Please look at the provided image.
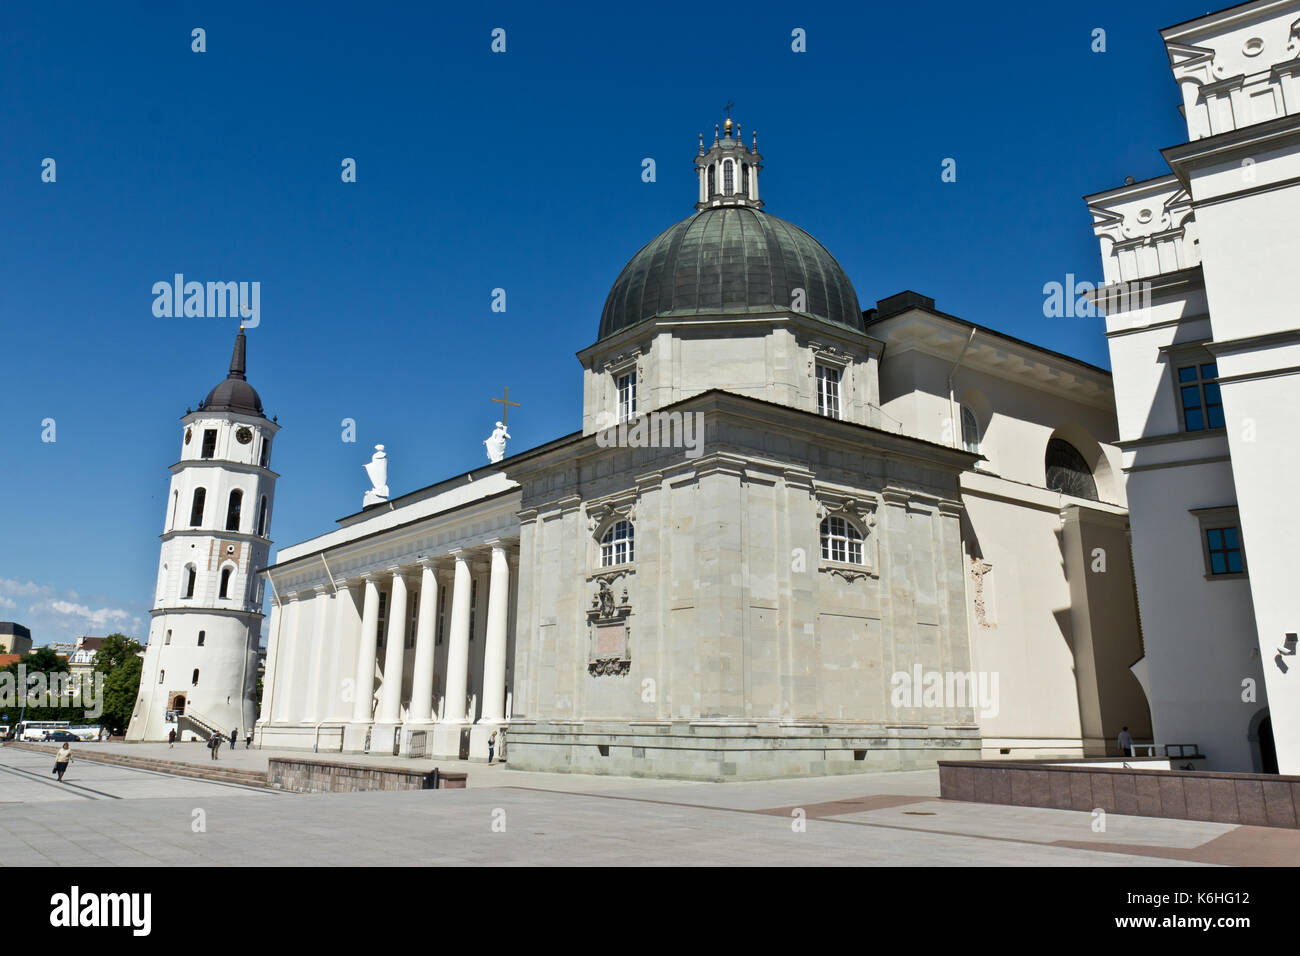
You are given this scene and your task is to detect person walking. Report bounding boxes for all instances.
[245,730,253,749]
[488,731,496,764]
[1118,726,1134,757]
[54,743,73,782]
[168,728,176,749]
[230,728,238,750]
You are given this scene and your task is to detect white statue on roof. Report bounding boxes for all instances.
[484,422,510,463]
[363,444,389,507]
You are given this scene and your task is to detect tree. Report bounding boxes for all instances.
[2,646,78,722]
[92,633,142,675]
[101,656,143,733]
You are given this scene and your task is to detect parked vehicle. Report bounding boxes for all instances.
[43,731,80,742]
[16,720,72,741]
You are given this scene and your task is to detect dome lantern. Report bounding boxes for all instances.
[696,112,762,210]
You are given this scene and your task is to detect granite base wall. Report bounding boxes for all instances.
[939,758,1300,829]
[506,720,981,781]
[267,757,460,793]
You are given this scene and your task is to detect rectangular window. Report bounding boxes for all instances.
[407,593,419,649]
[1177,362,1223,432]
[436,584,446,645]
[1192,506,1247,579]
[201,429,218,459]
[469,578,478,640]
[617,371,637,424]
[1205,527,1244,575]
[816,364,841,419]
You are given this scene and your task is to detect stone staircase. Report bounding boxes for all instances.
[177,708,225,741]
[6,741,269,788]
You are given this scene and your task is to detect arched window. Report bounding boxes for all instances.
[219,567,233,599]
[226,489,243,531]
[191,668,199,686]
[256,495,268,537]
[197,630,206,647]
[741,163,750,197]
[1045,438,1098,501]
[707,165,715,195]
[189,488,206,527]
[600,520,635,567]
[961,406,981,453]
[259,438,272,468]
[184,566,197,599]
[723,160,734,195]
[820,516,865,564]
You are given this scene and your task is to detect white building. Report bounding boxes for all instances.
[254,118,1151,779]
[1084,0,1300,773]
[127,328,279,742]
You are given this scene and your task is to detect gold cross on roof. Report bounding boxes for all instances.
[491,386,520,426]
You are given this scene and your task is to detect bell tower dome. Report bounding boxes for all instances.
[127,327,281,742]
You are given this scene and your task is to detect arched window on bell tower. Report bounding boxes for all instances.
[189,488,206,527]
[256,495,268,537]
[225,489,243,531]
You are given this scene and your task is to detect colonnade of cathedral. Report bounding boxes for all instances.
[259,538,516,753]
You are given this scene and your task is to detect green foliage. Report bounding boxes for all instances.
[93,633,143,673]
[101,655,143,733]
[1,635,143,728]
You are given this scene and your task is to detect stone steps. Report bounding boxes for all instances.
[6,742,269,788]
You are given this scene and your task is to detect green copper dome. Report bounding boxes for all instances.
[598,205,863,340]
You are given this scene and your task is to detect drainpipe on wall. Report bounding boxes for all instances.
[948,327,977,450]
[258,571,283,748]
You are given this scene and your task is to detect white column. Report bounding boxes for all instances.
[272,594,301,722]
[329,580,361,721]
[442,550,473,724]
[351,576,382,723]
[305,587,331,722]
[258,600,283,724]
[408,561,439,723]
[377,568,409,724]
[478,544,511,724]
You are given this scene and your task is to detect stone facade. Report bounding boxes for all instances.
[506,390,979,779]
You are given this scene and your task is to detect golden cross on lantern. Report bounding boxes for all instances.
[491,386,520,426]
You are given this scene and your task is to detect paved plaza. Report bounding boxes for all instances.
[2,743,1296,865]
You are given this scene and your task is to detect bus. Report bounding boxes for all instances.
[15,720,72,741]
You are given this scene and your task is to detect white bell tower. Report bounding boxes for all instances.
[127,327,280,741]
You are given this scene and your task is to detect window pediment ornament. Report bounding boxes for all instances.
[586,498,636,536]
[601,348,642,375]
[807,341,853,373]
[815,494,876,530]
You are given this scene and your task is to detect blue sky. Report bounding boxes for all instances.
[0,0,1198,645]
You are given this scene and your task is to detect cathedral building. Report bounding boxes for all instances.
[1083,0,1300,774]
[127,329,278,742]
[253,118,1149,779]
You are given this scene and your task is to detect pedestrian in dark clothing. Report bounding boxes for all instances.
[230,728,238,749]
[168,728,176,748]
[488,731,496,764]
[209,732,221,760]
